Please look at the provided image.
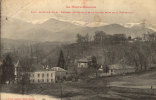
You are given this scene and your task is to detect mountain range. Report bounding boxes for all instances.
[1,17,156,42]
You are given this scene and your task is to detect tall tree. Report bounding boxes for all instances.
[1,54,15,84]
[57,50,65,69]
[76,33,83,43]
[91,56,98,78]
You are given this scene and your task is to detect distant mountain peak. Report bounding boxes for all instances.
[2,17,156,42]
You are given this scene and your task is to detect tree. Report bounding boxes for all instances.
[1,54,15,84]
[91,56,97,67]
[20,57,33,72]
[148,32,156,41]
[84,33,90,42]
[128,36,132,40]
[112,34,127,43]
[94,31,106,43]
[76,33,90,43]
[125,42,151,72]
[76,33,83,43]
[57,50,65,69]
[105,65,109,73]
[90,56,99,78]
[20,73,30,94]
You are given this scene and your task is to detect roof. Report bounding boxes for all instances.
[30,64,66,72]
[78,56,92,63]
[51,67,66,71]
[109,64,135,70]
[29,70,55,73]
[78,58,88,63]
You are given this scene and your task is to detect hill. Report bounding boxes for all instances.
[2,17,155,42]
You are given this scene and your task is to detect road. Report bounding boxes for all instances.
[1,92,60,100]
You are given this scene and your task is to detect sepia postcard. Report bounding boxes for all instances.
[0,0,156,100]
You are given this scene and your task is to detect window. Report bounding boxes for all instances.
[42,79,44,82]
[51,79,53,82]
[42,73,44,77]
[38,79,40,83]
[63,76,66,80]
[32,80,34,83]
[111,69,113,72]
[38,74,40,77]
[47,73,49,77]
[47,79,49,82]
[51,73,53,77]
[57,76,60,80]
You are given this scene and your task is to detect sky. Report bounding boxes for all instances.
[1,0,156,26]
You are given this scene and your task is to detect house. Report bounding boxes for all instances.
[77,57,92,68]
[109,64,136,75]
[77,58,89,68]
[29,67,67,84]
[51,67,67,82]
[99,64,135,77]
[74,57,92,74]
[29,70,56,83]
[14,60,24,83]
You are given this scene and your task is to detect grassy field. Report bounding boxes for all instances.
[1,70,156,100]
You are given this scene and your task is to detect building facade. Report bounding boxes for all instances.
[29,67,67,84]
[77,58,91,68]
[29,71,56,83]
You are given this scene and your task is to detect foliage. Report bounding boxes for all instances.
[4,31,156,75]
[1,54,15,84]
[76,33,90,43]
[57,50,66,69]
[65,31,156,73]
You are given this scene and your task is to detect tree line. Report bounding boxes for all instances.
[64,31,156,73]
